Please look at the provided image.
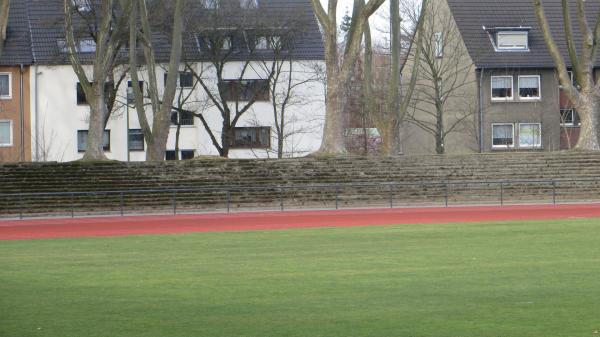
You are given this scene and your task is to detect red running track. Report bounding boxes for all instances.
[1,203,600,241]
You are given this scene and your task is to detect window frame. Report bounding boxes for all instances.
[128,129,145,151]
[560,109,578,127]
[491,123,515,149]
[518,123,542,148]
[491,75,514,101]
[518,75,541,101]
[170,110,195,127]
[240,0,259,9]
[496,31,529,51]
[0,72,12,99]
[77,130,111,153]
[230,126,271,149]
[434,32,443,58]
[0,120,13,147]
[202,0,219,9]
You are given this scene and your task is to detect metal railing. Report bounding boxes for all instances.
[1,178,600,220]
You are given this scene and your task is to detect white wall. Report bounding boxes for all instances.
[30,61,326,162]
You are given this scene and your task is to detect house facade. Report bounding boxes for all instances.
[401,0,600,155]
[0,0,325,163]
[0,1,33,162]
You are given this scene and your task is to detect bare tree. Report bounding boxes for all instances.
[182,6,281,158]
[310,0,386,155]
[533,0,600,150]
[63,0,131,161]
[255,54,323,159]
[128,0,186,161]
[0,0,8,58]
[363,0,427,156]
[405,0,476,154]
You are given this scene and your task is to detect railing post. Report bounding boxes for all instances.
[70,193,75,218]
[226,190,231,213]
[279,187,284,211]
[172,191,177,215]
[444,182,449,207]
[335,185,340,210]
[389,184,394,209]
[500,181,504,206]
[120,192,124,216]
[552,181,557,205]
[18,193,23,220]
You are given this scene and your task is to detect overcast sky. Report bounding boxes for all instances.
[318,0,391,41]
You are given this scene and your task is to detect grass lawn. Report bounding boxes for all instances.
[1,219,600,337]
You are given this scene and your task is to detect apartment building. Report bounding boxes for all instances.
[401,0,600,154]
[0,0,325,162]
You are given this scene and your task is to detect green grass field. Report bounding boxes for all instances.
[1,219,600,337]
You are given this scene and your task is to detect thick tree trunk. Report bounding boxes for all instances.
[318,74,347,154]
[277,132,284,159]
[83,91,109,161]
[574,98,600,150]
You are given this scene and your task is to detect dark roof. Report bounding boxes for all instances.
[0,0,324,66]
[0,0,34,66]
[447,0,600,69]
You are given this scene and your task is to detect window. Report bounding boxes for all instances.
[179,72,194,88]
[240,0,258,9]
[519,123,542,148]
[492,123,514,148]
[0,120,12,147]
[128,129,144,151]
[560,109,579,126]
[0,73,11,99]
[127,81,144,104]
[230,127,271,149]
[566,71,580,88]
[166,150,195,160]
[76,83,87,105]
[164,72,194,88]
[497,31,528,51]
[77,130,110,152]
[255,36,282,50]
[218,80,270,102]
[170,110,194,126]
[434,32,443,58]
[202,0,219,9]
[58,39,96,53]
[518,75,541,100]
[76,82,113,105]
[181,150,195,160]
[491,76,513,100]
[72,0,91,12]
[255,36,268,50]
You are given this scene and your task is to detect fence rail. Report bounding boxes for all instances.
[1,178,600,220]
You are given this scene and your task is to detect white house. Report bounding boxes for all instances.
[21,0,326,162]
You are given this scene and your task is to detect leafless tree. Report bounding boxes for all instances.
[310,0,386,155]
[404,0,476,154]
[362,0,427,156]
[533,0,600,150]
[181,6,283,158]
[63,0,131,161]
[128,0,186,161]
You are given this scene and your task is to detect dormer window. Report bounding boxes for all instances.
[497,31,528,51]
[72,0,91,13]
[240,0,259,9]
[202,0,219,9]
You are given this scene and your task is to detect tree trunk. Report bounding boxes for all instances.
[318,74,347,154]
[277,132,284,159]
[83,90,109,161]
[574,98,600,150]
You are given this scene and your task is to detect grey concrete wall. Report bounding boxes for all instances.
[478,68,561,152]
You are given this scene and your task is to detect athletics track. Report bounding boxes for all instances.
[1,203,600,241]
